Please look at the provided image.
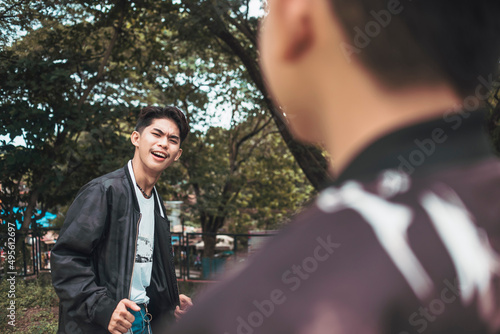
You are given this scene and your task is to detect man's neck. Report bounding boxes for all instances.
[317,74,462,177]
[131,157,160,195]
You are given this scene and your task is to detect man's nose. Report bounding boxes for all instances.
[158,137,168,147]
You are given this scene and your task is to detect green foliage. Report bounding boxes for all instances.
[487,81,500,154]
[0,276,59,332]
[1,0,324,261]
[161,116,314,241]
[236,132,315,231]
[23,309,58,334]
[0,0,136,230]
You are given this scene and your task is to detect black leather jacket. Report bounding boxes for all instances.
[51,164,180,333]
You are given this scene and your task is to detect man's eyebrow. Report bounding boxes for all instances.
[152,128,165,134]
[152,128,180,140]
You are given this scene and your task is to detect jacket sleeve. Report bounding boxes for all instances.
[50,181,118,330]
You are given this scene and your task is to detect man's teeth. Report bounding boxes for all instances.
[152,152,166,158]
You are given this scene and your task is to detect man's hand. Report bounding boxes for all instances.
[108,299,140,334]
[175,294,193,321]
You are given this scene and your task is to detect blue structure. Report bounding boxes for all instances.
[1,207,57,229]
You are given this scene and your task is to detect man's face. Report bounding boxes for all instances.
[131,117,183,175]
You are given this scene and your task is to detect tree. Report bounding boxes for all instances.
[0,0,135,239]
[234,131,315,233]
[2,0,499,264]
[0,0,314,262]
[161,119,314,259]
[176,0,332,190]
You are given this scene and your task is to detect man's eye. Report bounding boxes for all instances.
[153,133,160,137]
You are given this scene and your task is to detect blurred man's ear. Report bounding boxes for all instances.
[284,0,314,61]
[272,0,315,62]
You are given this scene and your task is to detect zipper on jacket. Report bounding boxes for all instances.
[128,213,142,299]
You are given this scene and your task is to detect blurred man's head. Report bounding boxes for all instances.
[331,0,500,98]
[259,0,500,146]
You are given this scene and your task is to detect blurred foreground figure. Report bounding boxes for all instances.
[171,1,500,333]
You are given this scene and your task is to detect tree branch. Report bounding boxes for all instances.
[76,2,127,111]
[222,10,257,47]
[0,0,24,20]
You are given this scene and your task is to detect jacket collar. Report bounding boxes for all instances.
[333,109,494,185]
[124,162,141,212]
[124,161,166,218]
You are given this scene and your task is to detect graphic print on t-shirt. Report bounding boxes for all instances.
[136,235,153,263]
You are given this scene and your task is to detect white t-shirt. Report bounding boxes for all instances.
[127,161,164,304]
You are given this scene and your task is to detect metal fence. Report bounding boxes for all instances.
[172,232,277,281]
[0,228,56,278]
[0,229,277,282]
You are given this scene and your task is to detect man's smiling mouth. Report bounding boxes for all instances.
[152,151,168,159]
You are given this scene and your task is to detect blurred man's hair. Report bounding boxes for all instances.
[333,0,500,98]
[135,106,190,143]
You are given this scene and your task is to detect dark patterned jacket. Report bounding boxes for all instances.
[170,110,500,334]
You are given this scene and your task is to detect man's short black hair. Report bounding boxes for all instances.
[333,0,500,98]
[135,106,190,143]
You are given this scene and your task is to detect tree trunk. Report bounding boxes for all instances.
[202,233,217,259]
[204,9,332,190]
[201,214,226,259]
[20,189,39,233]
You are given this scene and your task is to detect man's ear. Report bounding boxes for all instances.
[174,149,182,161]
[131,131,140,148]
[281,0,315,61]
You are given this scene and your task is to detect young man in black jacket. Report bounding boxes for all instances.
[51,106,192,334]
[170,1,500,334]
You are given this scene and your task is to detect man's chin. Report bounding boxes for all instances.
[146,160,170,173]
[288,123,322,145]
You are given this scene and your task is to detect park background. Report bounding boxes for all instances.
[1,0,500,332]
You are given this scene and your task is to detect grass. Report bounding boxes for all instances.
[0,273,59,333]
[0,274,207,333]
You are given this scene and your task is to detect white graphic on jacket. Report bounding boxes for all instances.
[317,181,433,300]
[317,177,500,329]
[421,186,500,329]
